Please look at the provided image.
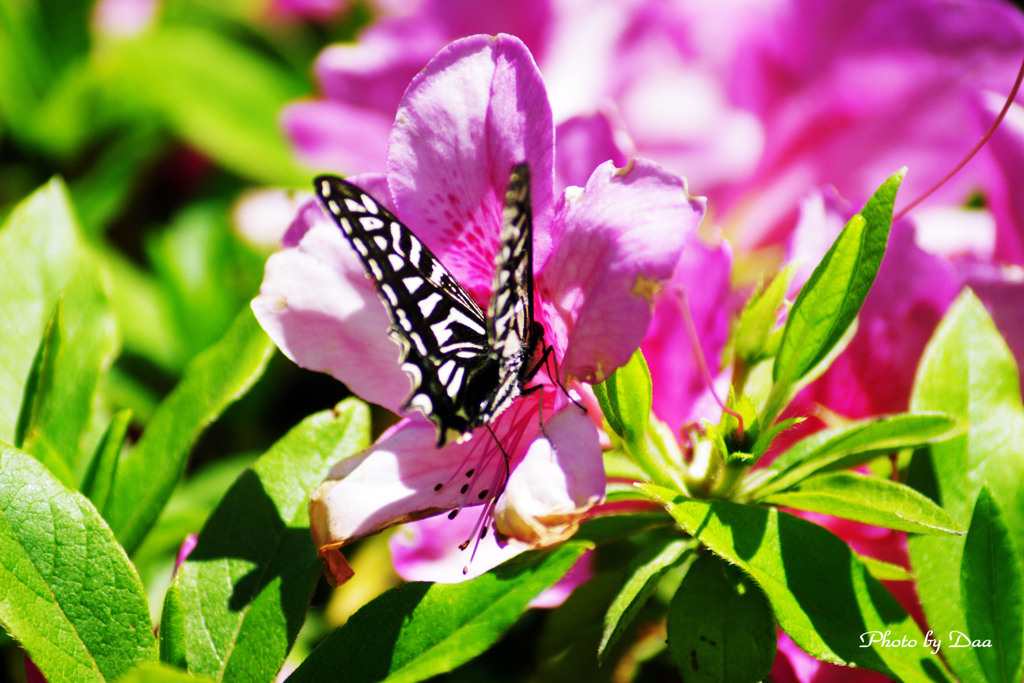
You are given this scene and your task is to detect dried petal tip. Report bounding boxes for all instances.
[493,407,605,546]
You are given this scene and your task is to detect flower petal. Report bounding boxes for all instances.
[386,33,556,297]
[309,413,521,553]
[978,94,1024,265]
[642,238,734,434]
[492,406,604,547]
[315,19,444,108]
[252,206,412,413]
[389,514,529,582]
[282,100,393,174]
[539,158,706,383]
[727,0,1024,247]
[554,110,633,189]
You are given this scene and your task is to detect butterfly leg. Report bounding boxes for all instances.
[532,340,587,414]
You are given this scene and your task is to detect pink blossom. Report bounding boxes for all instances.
[254,34,704,582]
[640,238,735,435]
[266,0,351,22]
[91,0,160,37]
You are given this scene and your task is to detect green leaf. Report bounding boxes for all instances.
[146,202,266,359]
[960,487,1024,683]
[574,512,674,546]
[0,0,90,149]
[100,27,308,185]
[750,412,959,499]
[733,265,795,366]
[769,170,904,417]
[105,308,275,555]
[908,291,1024,683]
[69,126,163,238]
[599,537,692,660]
[0,442,156,682]
[161,399,371,682]
[593,348,652,448]
[289,543,589,683]
[761,472,963,535]
[667,552,776,683]
[0,178,83,443]
[858,555,913,582]
[16,263,118,483]
[536,571,623,681]
[640,484,951,682]
[100,249,182,373]
[80,410,132,514]
[116,662,215,683]
[15,301,71,481]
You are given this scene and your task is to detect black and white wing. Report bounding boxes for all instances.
[314,166,544,448]
[315,175,495,445]
[481,163,544,423]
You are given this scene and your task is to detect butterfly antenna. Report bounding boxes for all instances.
[680,289,743,438]
[893,54,1024,221]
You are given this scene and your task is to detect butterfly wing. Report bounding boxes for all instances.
[315,175,495,445]
[481,163,543,423]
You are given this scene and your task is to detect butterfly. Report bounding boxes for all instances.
[314,164,548,447]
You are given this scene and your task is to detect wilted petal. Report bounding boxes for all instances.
[252,210,412,413]
[540,159,706,383]
[387,33,556,296]
[492,407,604,546]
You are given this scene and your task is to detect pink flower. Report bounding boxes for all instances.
[283,0,553,173]
[91,0,160,37]
[718,0,1024,250]
[253,34,704,582]
[641,238,735,435]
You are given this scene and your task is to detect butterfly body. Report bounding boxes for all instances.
[314,164,545,447]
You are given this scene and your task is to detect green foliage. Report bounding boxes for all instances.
[640,485,952,681]
[104,308,274,555]
[759,472,963,534]
[599,537,692,660]
[288,543,590,683]
[732,265,794,367]
[667,552,776,683]
[0,443,156,682]
[960,488,1024,683]
[749,411,961,498]
[16,264,118,484]
[161,399,371,681]
[99,27,309,186]
[908,291,1024,683]
[765,170,904,427]
[0,179,84,442]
